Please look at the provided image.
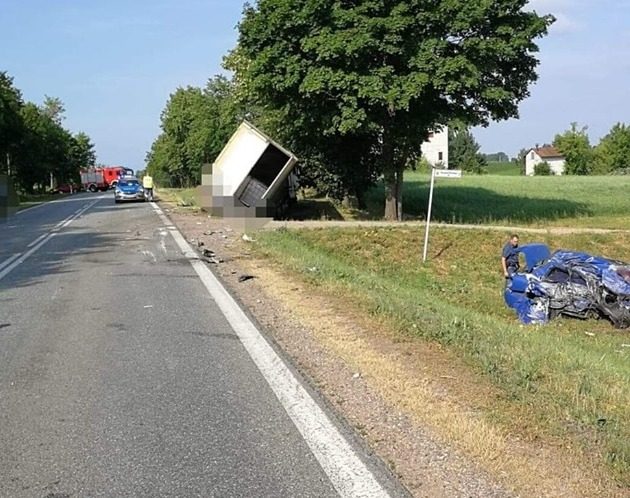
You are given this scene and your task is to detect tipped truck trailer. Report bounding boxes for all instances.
[202,121,298,219]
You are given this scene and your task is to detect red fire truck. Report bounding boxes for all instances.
[80,166,134,192]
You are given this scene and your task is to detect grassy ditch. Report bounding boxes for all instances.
[253,227,630,485]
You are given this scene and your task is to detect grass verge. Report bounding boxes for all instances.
[253,226,630,487]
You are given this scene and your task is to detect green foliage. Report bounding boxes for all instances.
[483,152,510,162]
[146,76,244,187]
[553,123,592,175]
[448,125,487,173]
[0,71,96,192]
[0,72,24,171]
[534,160,552,176]
[232,0,553,219]
[592,122,630,174]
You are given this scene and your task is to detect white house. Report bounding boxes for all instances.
[525,146,566,176]
[421,127,448,168]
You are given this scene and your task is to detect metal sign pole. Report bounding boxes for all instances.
[422,167,436,263]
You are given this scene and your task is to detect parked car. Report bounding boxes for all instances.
[504,244,630,328]
[54,183,81,194]
[114,178,145,203]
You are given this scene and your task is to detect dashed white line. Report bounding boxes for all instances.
[149,201,390,498]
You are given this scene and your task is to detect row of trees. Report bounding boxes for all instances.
[147,1,553,219]
[145,76,244,188]
[0,71,96,193]
[553,122,630,175]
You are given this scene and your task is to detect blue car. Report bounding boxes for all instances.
[504,244,630,328]
[114,177,145,203]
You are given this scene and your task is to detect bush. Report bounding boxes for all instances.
[534,161,552,176]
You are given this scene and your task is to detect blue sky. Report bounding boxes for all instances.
[1,0,629,169]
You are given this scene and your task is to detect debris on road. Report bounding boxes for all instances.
[238,274,255,283]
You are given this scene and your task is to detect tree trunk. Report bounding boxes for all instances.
[384,167,403,221]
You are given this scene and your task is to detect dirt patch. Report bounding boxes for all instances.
[163,205,628,498]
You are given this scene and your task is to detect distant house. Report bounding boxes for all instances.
[421,127,448,168]
[525,146,566,176]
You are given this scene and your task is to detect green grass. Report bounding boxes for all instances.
[157,187,199,208]
[364,172,630,228]
[254,227,630,485]
[17,192,70,210]
[485,161,522,175]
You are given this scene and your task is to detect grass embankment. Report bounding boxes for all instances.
[254,227,630,486]
[155,187,199,209]
[364,172,630,228]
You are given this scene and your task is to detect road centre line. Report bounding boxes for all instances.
[149,202,390,498]
[0,253,22,273]
[27,232,48,248]
[0,199,98,283]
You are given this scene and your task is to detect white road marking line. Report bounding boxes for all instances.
[0,234,54,281]
[27,233,48,248]
[0,200,99,282]
[150,202,390,498]
[0,253,22,272]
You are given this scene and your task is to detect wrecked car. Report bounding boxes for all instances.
[504,244,630,328]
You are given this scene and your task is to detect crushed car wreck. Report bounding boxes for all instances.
[504,244,630,328]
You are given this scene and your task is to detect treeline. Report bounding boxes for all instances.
[552,122,630,175]
[0,71,96,193]
[147,1,553,219]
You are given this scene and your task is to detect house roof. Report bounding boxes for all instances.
[532,146,564,159]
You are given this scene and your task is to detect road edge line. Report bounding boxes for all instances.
[151,202,391,498]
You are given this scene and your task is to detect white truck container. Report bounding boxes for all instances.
[201,121,298,219]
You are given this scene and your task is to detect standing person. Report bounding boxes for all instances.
[501,234,520,279]
[143,174,154,201]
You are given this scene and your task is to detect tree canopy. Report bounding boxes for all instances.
[0,71,95,193]
[592,123,630,174]
[146,76,244,187]
[553,123,592,175]
[449,125,487,173]
[231,0,553,219]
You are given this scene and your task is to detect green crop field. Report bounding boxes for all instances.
[364,172,630,228]
[485,161,522,175]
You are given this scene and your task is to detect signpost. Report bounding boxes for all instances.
[422,168,462,262]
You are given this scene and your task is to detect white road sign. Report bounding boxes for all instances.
[434,169,462,178]
[422,168,463,262]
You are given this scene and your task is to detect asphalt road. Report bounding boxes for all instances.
[0,194,404,498]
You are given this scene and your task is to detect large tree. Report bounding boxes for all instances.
[232,0,553,220]
[553,123,592,175]
[592,122,630,174]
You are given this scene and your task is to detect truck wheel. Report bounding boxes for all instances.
[89,184,97,192]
